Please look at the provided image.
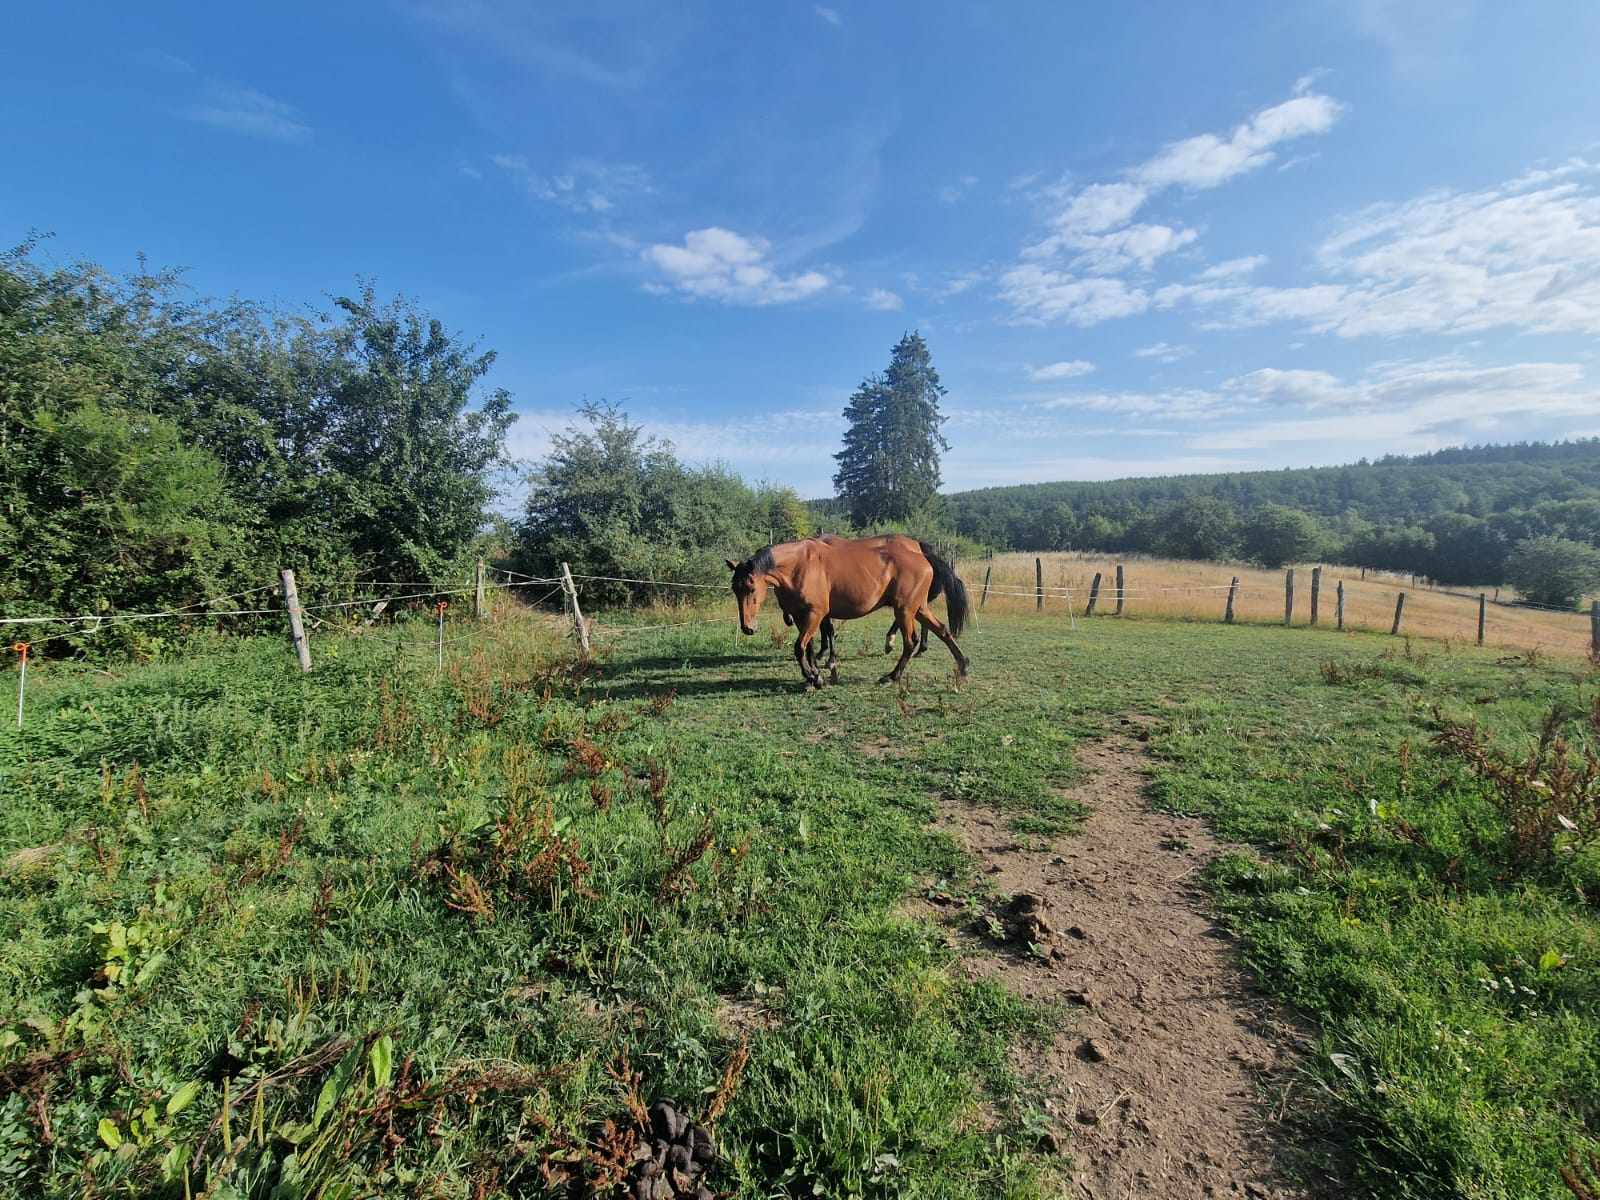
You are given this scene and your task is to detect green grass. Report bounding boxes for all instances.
[0,610,1596,1198]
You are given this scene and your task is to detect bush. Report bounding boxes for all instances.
[1504,536,1600,608]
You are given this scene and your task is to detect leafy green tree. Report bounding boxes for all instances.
[1240,504,1322,568]
[1154,497,1239,561]
[1504,536,1600,608]
[832,332,949,526]
[756,484,813,543]
[516,402,756,605]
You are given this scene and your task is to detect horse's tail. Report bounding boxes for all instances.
[918,540,969,639]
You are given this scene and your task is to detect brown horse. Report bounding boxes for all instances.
[727,535,969,689]
[783,533,937,668]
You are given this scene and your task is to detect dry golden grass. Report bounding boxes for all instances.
[960,552,1597,660]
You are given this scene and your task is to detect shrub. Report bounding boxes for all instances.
[1432,698,1600,875]
[1504,536,1600,609]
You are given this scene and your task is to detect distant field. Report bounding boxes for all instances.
[968,551,1597,659]
[2,599,1597,1198]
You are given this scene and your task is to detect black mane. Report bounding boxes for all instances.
[746,545,777,574]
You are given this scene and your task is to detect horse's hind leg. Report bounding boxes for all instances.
[883,618,897,655]
[878,608,919,684]
[916,608,969,677]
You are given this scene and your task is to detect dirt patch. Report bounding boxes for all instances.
[932,722,1345,1199]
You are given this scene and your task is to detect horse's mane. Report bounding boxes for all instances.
[746,545,778,574]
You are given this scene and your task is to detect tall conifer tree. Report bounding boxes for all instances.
[832,332,949,525]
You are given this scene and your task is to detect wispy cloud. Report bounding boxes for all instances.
[864,288,903,311]
[642,228,832,306]
[1031,355,1597,450]
[938,174,979,205]
[137,49,195,75]
[999,84,1344,324]
[998,265,1150,325]
[1028,360,1096,381]
[1157,160,1600,337]
[491,154,653,213]
[814,6,842,26]
[185,83,311,142]
[1134,341,1194,363]
[400,1,673,89]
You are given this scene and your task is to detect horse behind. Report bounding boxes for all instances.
[726,535,969,689]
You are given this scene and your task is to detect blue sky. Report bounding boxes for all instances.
[7,2,1600,499]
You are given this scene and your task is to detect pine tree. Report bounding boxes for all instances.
[832,332,949,526]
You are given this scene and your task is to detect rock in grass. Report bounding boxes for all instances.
[1077,1037,1110,1063]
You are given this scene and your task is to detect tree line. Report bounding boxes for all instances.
[932,444,1600,605]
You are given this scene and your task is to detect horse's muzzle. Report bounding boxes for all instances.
[739,621,756,636]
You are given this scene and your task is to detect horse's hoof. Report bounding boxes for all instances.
[829,669,839,684]
[877,673,895,685]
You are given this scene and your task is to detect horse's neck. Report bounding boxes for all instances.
[764,541,811,593]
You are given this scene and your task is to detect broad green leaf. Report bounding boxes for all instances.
[167,1079,204,1116]
[312,1045,362,1127]
[97,1118,122,1149]
[1539,948,1565,971]
[369,1035,394,1090]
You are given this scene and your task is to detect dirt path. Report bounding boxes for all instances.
[928,722,1343,1199]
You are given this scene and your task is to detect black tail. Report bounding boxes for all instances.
[918,540,969,638]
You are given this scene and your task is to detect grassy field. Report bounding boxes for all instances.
[1,599,1597,1198]
[974,551,1598,660]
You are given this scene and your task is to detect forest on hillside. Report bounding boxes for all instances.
[927,444,1600,588]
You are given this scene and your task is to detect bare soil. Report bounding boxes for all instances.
[926,719,1347,1199]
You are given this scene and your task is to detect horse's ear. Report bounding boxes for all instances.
[725,558,739,572]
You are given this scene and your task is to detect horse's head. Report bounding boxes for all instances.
[725,553,771,635]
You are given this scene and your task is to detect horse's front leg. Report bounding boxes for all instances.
[793,611,826,690]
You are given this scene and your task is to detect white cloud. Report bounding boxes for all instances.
[1031,355,1598,440]
[1196,255,1266,281]
[1063,223,1199,273]
[1162,161,1600,337]
[642,228,832,306]
[998,265,1150,325]
[185,84,310,142]
[865,288,904,311]
[1051,182,1149,234]
[1001,85,1342,323]
[814,6,842,26]
[1028,360,1097,381]
[1134,341,1194,363]
[492,155,652,213]
[1134,92,1344,190]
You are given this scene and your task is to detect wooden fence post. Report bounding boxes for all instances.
[1284,569,1295,627]
[1591,600,1599,662]
[474,558,486,619]
[1115,564,1125,615]
[1035,557,1044,611]
[280,568,311,673]
[1310,567,1321,626]
[1391,592,1407,636]
[1336,580,1345,631]
[1224,576,1239,624]
[980,563,992,610]
[560,562,591,657]
[435,601,446,673]
[13,642,27,729]
[1086,572,1102,616]
[1478,594,1487,647]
